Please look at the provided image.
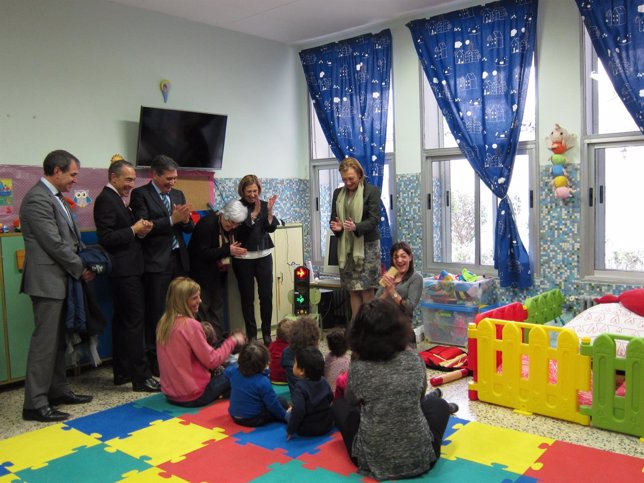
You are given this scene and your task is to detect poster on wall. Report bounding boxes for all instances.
[0,178,14,216]
[0,165,215,231]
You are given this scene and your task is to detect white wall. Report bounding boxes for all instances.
[1,0,309,178]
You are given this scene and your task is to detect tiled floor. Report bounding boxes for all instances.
[2,351,644,461]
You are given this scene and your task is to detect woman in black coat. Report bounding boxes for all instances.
[330,157,381,319]
[232,175,279,344]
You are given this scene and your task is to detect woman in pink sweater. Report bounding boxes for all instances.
[156,277,246,407]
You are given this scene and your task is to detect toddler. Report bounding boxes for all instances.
[225,341,289,427]
[324,329,350,393]
[280,316,321,394]
[286,346,334,438]
[269,318,293,384]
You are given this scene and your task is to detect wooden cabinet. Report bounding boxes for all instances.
[0,232,113,386]
[227,224,304,334]
[0,234,35,384]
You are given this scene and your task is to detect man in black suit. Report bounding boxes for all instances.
[130,155,194,372]
[20,150,94,422]
[93,158,160,392]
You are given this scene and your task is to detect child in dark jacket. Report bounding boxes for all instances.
[225,342,288,427]
[269,318,293,384]
[281,316,321,395]
[286,346,334,438]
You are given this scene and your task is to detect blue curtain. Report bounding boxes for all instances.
[299,30,393,267]
[575,0,644,133]
[407,0,536,288]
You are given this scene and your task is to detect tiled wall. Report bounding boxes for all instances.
[214,177,312,261]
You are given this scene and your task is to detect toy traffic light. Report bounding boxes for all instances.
[293,265,310,315]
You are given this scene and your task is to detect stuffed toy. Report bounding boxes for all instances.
[546,124,576,203]
[545,123,576,154]
[552,175,569,189]
[594,288,644,317]
[554,186,574,200]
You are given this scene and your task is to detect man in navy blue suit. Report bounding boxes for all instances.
[130,155,194,374]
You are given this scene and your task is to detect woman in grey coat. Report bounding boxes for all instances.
[331,299,454,481]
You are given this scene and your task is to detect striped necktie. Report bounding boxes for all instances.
[162,193,179,250]
[56,192,72,221]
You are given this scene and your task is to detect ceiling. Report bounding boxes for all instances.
[106,0,458,45]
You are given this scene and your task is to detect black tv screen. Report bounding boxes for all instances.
[136,106,227,170]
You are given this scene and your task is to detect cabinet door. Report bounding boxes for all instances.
[272,225,303,325]
[0,240,7,382]
[2,235,35,380]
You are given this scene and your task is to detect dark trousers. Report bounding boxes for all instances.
[197,273,228,333]
[232,255,273,340]
[167,372,231,408]
[232,397,289,427]
[24,296,69,410]
[110,275,150,384]
[143,251,186,353]
[332,394,451,464]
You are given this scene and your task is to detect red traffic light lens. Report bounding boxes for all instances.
[295,266,309,280]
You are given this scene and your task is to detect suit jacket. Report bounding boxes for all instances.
[330,182,381,242]
[235,199,278,251]
[20,180,84,300]
[129,181,194,273]
[93,186,144,278]
[188,211,231,287]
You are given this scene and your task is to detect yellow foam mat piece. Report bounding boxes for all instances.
[442,421,554,475]
[106,418,227,466]
[119,466,190,482]
[0,424,100,472]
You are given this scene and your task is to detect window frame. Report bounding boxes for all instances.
[579,30,644,284]
[420,68,539,276]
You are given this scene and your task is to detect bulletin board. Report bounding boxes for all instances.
[0,165,215,231]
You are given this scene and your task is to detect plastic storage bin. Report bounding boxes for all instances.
[421,301,479,347]
[423,277,496,306]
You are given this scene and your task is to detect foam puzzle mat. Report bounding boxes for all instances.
[1,390,643,482]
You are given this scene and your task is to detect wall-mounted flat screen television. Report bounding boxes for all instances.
[136,106,227,170]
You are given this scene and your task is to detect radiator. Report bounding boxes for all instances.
[578,296,596,312]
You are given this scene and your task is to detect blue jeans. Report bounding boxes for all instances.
[167,372,230,408]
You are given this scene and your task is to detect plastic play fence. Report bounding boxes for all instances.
[468,318,644,439]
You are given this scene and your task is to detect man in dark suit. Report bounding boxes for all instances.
[93,157,160,392]
[20,150,94,422]
[129,154,194,373]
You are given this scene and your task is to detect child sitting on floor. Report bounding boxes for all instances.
[269,318,293,384]
[281,316,321,395]
[225,341,289,427]
[286,346,334,438]
[324,329,350,393]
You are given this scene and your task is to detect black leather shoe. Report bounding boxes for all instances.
[114,374,132,386]
[133,377,161,393]
[23,406,70,422]
[262,334,272,345]
[49,392,93,405]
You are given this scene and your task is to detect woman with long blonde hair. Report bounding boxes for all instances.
[156,277,246,407]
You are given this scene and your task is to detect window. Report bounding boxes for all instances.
[309,90,395,266]
[421,65,537,274]
[581,31,644,282]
